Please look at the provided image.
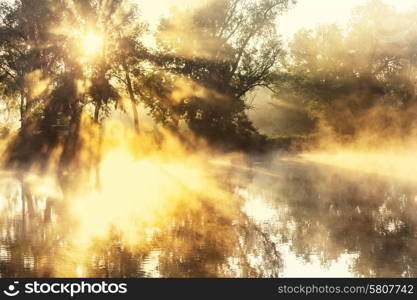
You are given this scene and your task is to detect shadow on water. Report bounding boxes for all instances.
[0,157,417,277]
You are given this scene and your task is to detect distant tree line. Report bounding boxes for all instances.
[273,0,417,143]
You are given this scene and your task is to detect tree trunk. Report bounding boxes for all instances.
[94,99,102,123]
[122,60,140,134]
[19,90,26,128]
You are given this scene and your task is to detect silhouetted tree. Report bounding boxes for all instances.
[142,0,294,150]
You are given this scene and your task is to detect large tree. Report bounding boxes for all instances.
[140,0,294,150]
[0,0,147,175]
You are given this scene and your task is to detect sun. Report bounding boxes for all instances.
[81,30,104,58]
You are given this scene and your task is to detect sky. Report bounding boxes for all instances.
[137,0,417,39]
[138,0,200,29]
[278,0,417,40]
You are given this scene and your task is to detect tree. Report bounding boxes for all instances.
[272,0,417,140]
[71,0,147,133]
[0,0,147,178]
[141,0,294,150]
[0,0,66,128]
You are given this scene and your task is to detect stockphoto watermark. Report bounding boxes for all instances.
[2,280,128,297]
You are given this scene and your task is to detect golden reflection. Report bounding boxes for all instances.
[1,151,417,277]
[62,116,237,246]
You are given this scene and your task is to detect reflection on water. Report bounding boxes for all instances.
[0,157,417,278]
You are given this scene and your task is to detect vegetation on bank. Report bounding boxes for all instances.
[1,0,416,162]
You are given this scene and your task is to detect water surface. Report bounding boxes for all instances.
[0,158,416,277]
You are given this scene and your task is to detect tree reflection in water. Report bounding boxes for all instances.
[241,158,417,277]
[0,158,417,277]
[0,172,282,278]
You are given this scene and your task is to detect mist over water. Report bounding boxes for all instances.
[0,149,416,278]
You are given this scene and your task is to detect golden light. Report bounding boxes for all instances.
[81,30,104,58]
[62,116,237,246]
[294,149,417,184]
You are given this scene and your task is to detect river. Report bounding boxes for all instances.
[0,155,415,277]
